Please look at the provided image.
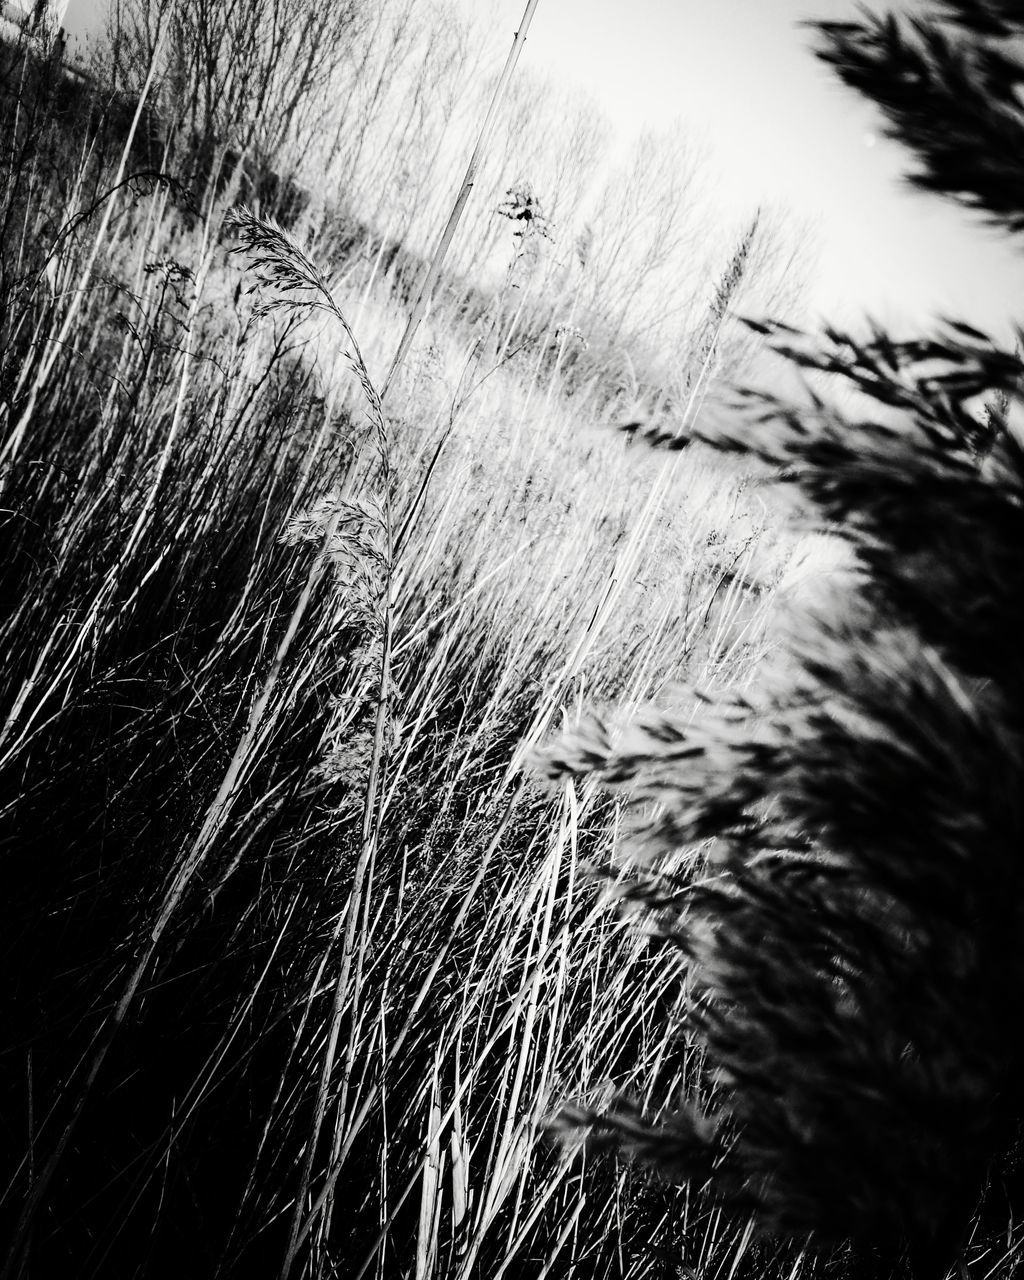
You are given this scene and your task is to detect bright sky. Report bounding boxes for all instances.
[54,0,1024,339]
[512,0,1024,338]
[53,0,94,41]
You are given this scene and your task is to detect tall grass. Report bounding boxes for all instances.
[0,10,809,1279]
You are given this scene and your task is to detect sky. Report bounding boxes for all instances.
[47,0,1024,339]
[510,0,1024,338]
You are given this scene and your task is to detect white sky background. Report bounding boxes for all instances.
[56,0,1024,339]
[491,0,1024,339]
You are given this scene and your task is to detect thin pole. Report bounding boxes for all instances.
[380,0,543,402]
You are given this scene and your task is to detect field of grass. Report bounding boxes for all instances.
[0,8,842,1279]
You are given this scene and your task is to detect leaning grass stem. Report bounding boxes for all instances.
[284,562,395,1277]
[381,0,543,396]
[284,783,529,1267]
[0,199,222,766]
[0,26,166,463]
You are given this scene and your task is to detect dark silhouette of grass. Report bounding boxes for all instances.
[542,6,1024,1278]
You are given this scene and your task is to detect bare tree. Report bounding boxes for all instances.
[106,0,365,180]
[576,129,709,348]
